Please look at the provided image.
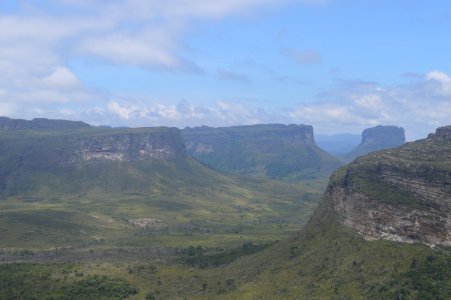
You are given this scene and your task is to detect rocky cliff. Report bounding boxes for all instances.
[0,126,186,175]
[0,126,187,194]
[340,125,405,163]
[325,126,451,247]
[69,128,186,163]
[182,124,340,180]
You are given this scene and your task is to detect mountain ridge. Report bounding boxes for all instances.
[182,123,340,180]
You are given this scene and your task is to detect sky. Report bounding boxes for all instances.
[0,0,450,140]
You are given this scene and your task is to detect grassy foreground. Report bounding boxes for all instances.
[1,210,449,299]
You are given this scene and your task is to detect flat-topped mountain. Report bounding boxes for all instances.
[326,126,451,247]
[0,119,320,253]
[182,124,340,180]
[0,116,91,130]
[340,125,405,162]
[0,126,189,196]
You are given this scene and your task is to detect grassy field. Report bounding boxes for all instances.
[1,210,449,299]
[0,158,327,251]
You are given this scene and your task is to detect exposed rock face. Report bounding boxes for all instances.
[0,127,186,175]
[183,124,316,153]
[182,124,340,179]
[0,116,91,130]
[325,126,451,247]
[435,126,451,140]
[70,128,186,163]
[341,125,405,162]
[361,125,405,147]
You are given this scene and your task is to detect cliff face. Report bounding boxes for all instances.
[69,128,185,163]
[0,126,187,194]
[361,125,405,146]
[341,125,405,162]
[0,127,186,173]
[183,124,315,154]
[325,126,451,247]
[182,124,340,180]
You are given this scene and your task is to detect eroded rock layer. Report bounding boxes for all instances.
[325,126,451,247]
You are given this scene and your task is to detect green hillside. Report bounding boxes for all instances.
[182,124,341,180]
[1,123,449,299]
[0,126,323,251]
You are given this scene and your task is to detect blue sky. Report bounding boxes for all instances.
[0,0,450,139]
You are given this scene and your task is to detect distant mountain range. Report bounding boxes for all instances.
[315,133,361,155]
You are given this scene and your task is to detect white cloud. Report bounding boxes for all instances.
[0,0,303,111]
[100,98,282,128]
[107,101,136,120]
[425,70,451,96]
[41,66,81,88]
[0,102,15,116]
[289,71,451,140]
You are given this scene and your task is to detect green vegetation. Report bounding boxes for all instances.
[178,241,273,268]
[0,125,327,251]
[182,124,341,180]
[0,122,449,299]
[187,211,451,299]
[335,135,451,209]
[0,264,137,299]
[1,214,448,299]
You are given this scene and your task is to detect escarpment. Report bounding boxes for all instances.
[0,126,187,187]
[325,126,451,247]
[68,128,186,163]
[181,124,340,180]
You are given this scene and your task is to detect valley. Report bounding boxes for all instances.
[0,119,449,299]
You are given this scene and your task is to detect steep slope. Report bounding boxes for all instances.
[159,125,450,299]
[0,124,321,250]
[182,124,341,180]
[328,126,450,247]
[341,125,405,162]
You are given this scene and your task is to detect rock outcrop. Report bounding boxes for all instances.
[435,125,451,140]
[0,127,186,175]
[69,128,186,163]
[182,124,340,180]
[0,126,187,193]
[325,126,451,247]
[340,125,405,162]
